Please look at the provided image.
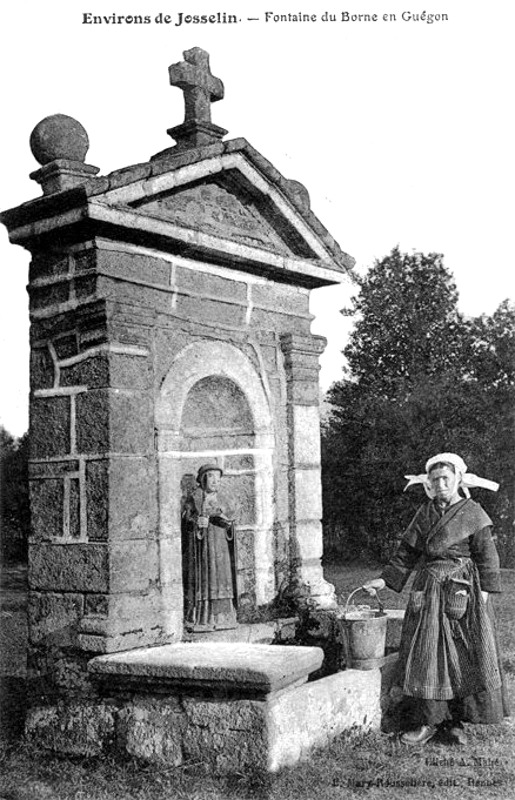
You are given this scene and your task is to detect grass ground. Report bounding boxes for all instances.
[1,563,514,800]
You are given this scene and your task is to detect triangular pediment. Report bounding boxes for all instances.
[84,143,355,284]
[133,175,301,257]
[1,126,355,287]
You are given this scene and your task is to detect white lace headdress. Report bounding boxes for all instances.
[404,452,499,498]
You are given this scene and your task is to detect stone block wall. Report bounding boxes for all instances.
[26,236,330,692]
[24,669,381,772]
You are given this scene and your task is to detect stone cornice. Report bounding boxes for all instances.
[1,138,355,289]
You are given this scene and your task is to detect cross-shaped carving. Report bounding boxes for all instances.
[169,47,224,126]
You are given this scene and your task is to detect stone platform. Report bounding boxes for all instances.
[182,617,297,646]
[88,641,321,695]
[26,642,382,773]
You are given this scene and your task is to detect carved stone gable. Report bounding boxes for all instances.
[139,181,296,256]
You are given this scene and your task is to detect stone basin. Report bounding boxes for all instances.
[28,641,382,772]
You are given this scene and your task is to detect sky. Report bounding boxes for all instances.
[1,1,513,437]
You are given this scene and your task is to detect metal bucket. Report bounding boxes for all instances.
[342,588,387,670]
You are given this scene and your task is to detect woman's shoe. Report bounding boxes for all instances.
[438,721,468,746]
[446,726,468,746]
[400,725,437,745]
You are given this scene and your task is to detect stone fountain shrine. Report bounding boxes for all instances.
[0,48,382,772]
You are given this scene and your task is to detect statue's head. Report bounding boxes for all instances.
[196,463,223,492]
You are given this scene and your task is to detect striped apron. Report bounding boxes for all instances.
[395,556,501,700]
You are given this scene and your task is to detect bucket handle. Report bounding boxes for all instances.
[344,586,385,617]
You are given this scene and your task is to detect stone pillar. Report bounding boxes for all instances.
[280,333,336,609]
[26,243,170,694]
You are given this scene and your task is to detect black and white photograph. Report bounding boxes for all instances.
[1,2,514,798]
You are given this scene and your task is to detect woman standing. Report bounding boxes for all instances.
[364,453,508,745]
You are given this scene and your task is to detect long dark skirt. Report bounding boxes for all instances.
[394,557,508,723]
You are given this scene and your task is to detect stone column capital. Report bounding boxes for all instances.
[280,332,327,358]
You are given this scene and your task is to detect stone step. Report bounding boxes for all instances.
[182,617,297,645]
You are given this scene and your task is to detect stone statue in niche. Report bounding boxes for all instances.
[181,464,239,631]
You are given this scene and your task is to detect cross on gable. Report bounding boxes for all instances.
[169,47,224,126]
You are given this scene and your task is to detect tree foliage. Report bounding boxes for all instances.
[341,247,467,395]
[322,247,515,565]
[0,426,29,563]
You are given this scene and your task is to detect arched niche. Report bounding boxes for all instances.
[155,341,275,638]
[179,375,254,451]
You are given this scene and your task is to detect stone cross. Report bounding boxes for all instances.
[169,47,224,126]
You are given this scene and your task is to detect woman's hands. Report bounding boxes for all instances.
[362,578,386,594]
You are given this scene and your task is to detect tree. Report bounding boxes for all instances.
[464,300,515,564]
[322,248,515,565]
[0,426,29,563]
[342,246,467,398]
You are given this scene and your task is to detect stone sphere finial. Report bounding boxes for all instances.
[30,114,90,165]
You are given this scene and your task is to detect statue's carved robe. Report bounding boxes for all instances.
[382,498,509,722]
[182,487,238,631]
